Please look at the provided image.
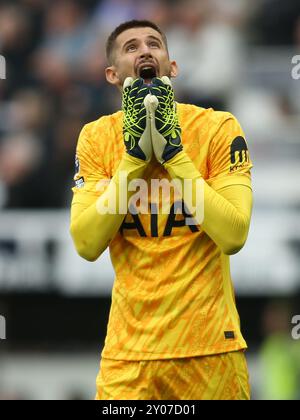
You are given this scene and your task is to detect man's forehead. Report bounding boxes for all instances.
[116,27,163,48]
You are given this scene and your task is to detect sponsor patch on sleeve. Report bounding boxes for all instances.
[75,155,80,177]
[75,176,85,189]
[230,136,250,172]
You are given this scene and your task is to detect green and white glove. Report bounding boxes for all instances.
[145,76,183,164]
[122,77,153,162]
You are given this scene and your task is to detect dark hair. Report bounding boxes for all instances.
[106,20,168,65]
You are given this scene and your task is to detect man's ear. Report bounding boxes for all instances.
[170,61,179,78]
[105,66,120,86]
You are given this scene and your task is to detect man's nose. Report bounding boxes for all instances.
[139,44,152,58]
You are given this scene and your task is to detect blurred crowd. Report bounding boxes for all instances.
[0,0,300,208]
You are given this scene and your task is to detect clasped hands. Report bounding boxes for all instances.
[122,77,183,164]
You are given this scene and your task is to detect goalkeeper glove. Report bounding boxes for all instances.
[122,77,153,162]
[145,76,183,164]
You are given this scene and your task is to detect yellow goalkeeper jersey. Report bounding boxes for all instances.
[72,103,253,361]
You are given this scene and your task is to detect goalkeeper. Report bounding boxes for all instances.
[70,20,253,400]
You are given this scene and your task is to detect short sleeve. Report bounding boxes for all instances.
[207,114,253,191]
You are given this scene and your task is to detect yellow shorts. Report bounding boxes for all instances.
[95,351,250,400]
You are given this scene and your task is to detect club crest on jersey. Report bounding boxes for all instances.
[230,136,249,172]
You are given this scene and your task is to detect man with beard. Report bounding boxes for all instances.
[70,20,253,400]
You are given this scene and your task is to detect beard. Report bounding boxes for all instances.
[118,65,172,87]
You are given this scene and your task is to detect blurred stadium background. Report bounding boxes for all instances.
[0,0,300,400]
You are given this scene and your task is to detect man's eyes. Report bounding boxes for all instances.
[126,45,137,52]
[149,42,160,48]
[125,42,160,52]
